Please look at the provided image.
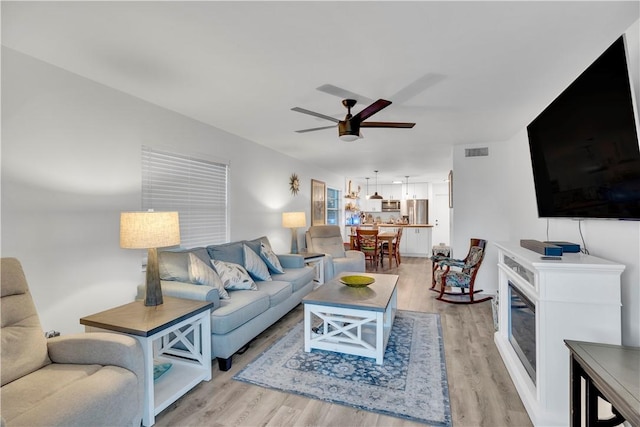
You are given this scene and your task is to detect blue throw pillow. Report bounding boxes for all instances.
[260,242,284,274]
[243,244,272,281]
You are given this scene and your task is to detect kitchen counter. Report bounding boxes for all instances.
[376,224,433,228]
[346,224,433,257]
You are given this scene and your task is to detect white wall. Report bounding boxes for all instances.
[1,47,342,334]
[452,21,640,346]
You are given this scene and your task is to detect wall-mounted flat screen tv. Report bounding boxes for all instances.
[527,36,640,220]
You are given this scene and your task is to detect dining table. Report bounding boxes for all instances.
[349,230,398,268]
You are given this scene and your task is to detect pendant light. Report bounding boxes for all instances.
[371,170,383,199]
[365,177,370,199]
[405,176,410,199]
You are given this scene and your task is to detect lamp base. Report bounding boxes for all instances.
[145,247,163,306]
[290,228,299,254]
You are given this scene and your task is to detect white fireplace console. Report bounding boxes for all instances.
[494,242,624,426]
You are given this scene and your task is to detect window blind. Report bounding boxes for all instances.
[142,146,229,248]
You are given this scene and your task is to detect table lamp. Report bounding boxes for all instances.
[282,211,306,254]
[120,211,180,306]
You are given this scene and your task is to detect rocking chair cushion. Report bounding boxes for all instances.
[444,271,471,288]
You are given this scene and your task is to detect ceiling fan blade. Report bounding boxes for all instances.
[351,99,392,122]
[360,121,416,128]
[391,73,446,104]
[291,107,340,123]
[295,125,337,133]
[316,84,373,104]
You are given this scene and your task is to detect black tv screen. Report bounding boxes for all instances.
[527,36,640,220]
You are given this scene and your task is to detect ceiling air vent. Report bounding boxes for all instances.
[465,147,489,157]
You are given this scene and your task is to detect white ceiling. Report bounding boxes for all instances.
[2,1,639,184]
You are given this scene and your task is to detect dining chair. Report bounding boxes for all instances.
[356,229,381,269]
[381,227,403,267]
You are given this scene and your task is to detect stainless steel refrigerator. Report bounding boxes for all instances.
[401,199,429,224]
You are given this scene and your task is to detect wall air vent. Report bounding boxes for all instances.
[465,147,489,157]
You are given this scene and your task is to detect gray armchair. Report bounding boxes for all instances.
[305,225,365,280]
[0,258,144,427]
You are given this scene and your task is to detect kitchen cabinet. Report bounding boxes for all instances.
[401,182,429,199]
[361,198,381,212]
[376,225,432,258]
[380,183,402,200]
[401,226,432,257]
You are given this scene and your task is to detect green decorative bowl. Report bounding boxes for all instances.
[339,275,375,288]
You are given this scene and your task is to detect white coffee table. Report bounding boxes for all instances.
[302,272,398,364]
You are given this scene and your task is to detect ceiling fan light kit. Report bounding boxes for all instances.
[338,120,360,141]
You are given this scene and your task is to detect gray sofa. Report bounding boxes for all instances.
[1,258,144,427]
[305,225,365,280]
[140,236,315,371]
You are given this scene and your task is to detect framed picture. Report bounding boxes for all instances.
[311,179,326,225]
[448,170,453,208]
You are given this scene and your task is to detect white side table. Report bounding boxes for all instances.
[301,252,325,285]
[80,297,213,426]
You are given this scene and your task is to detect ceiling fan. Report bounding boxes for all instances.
[291,98,415,141]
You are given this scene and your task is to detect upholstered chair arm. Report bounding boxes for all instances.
[48,333,144,375]
[277,254,305,268]
[136,281,221,308]
[320,253,336,280]
[345,250,365,261]
[431,254,464,263]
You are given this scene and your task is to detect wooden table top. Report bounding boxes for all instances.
[349,231,396,238]
[303,272,398,312]
[565,340,640,426]
[80,297,213,337]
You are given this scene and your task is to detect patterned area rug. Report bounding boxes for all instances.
[234,310,451,426]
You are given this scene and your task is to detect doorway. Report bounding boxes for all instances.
[432,193,450,246]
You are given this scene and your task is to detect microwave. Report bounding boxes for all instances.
[381,200,401,211]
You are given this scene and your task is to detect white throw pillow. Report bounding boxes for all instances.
[211,259,257,290]
[243,244,272,281]
[259,241,284,274]
[188,253,229,299]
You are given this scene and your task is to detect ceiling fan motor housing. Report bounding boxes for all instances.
[338,120,360,138]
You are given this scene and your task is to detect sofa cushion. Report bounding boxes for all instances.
[243,244,272,281]
[271,266,315,293]
[188,253,229,299]
[158,247,210,282]
[1,258,51,386]
[210,290,270,335]
[207,241,244,265]
[211,260,257,290]
[256,281,292,308]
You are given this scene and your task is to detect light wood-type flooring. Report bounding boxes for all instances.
[155,257,533,427]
